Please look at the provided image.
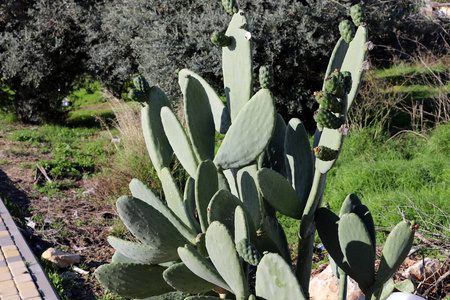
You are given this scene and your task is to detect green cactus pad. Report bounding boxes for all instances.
[222,0,238,15]
[111,251,137,263]
[338,213,375,291]
[234,205,250,244]
[285,118,314,208]
[376,221,415,287]
[195,160,219,232]
[324,25,368,110]
[117,196,192,261]
[339,20,356,44]
[178,244,231,292]
[159,167,191,225]
[394,278,415,293]
[211,31,231,47]
[259,65,274,89]
[380,278,395,300]
[183,75,216,161]
[257,215,292,264]
[315,91,343,113]
[214,89,276,170]
[223,169,239,196]
[315,26,368,173]
[255,253,306,300]
[315,208,351,274]
[183,177,202,233]
[162,262,216,293]
[350,4,365,27]
[222,10,253,121]
[256,168,304,219]
[141,87,173,174]
[129,179,197,241]
[237,166,262,231]
[236,238,261,266]
[339,193,362,216]
[108,236,171,264]
[207,189,243,234]
[259,113,288,177]
[352,204,376,252]
[160,106,199,178]
[206,221,249,299]
[179,69,231,134]
[95,263,172,298]
[314,146,340,161]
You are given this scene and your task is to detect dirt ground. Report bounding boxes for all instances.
[0,126,448,300]
[0,128,117,299]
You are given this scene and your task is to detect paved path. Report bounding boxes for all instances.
[0,198,59,300]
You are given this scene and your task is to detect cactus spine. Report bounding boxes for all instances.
[96,3,415,300]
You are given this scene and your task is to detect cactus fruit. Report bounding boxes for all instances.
[314,109,345,129]
[350,4,365,27]
[324,72,346,98]
[222,0,238,15]
[211,31,231,47]
[314,146,339,161]
[236,238,261,266]
[339,20,356,43]
[133,74,151,93]
[259,65,274,89]
[315,91,343,113]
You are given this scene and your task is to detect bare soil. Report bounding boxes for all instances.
[0,125,117,299]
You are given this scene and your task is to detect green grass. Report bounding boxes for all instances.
[322,124,449,244]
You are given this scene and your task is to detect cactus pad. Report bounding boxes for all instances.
[255,253,306,300]
[256,167,304,219]
[163,262,216,293]
[95,263,172,298]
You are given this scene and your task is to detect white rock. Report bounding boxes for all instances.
[309,264,363,300]
[404,258,444,287]
[42,247,81,268]
[385,292,426,300]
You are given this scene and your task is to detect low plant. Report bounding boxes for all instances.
[96,3,417,300]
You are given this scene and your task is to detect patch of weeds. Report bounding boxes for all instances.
[39,258,76,300]
[10,128,47,144]
[20,162,35,169]
[0,158,10,165]
[34,181,76,197]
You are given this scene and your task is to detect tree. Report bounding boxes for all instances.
[0,0,98,123]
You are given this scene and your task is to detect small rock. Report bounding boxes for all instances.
[385,292,426,300]
[310,264,363,300]
[42,247,81,268]
[404,258,445,288]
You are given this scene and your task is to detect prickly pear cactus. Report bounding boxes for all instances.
[96,3,413,300]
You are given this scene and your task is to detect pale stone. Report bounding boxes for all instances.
[310,265,363,300]
[385,292,426,300]
[41,247,81,268]
[404,258,444,288]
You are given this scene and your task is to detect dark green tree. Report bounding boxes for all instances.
[0,0,98,123]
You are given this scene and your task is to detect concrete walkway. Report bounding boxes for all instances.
[0,198,59,300]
